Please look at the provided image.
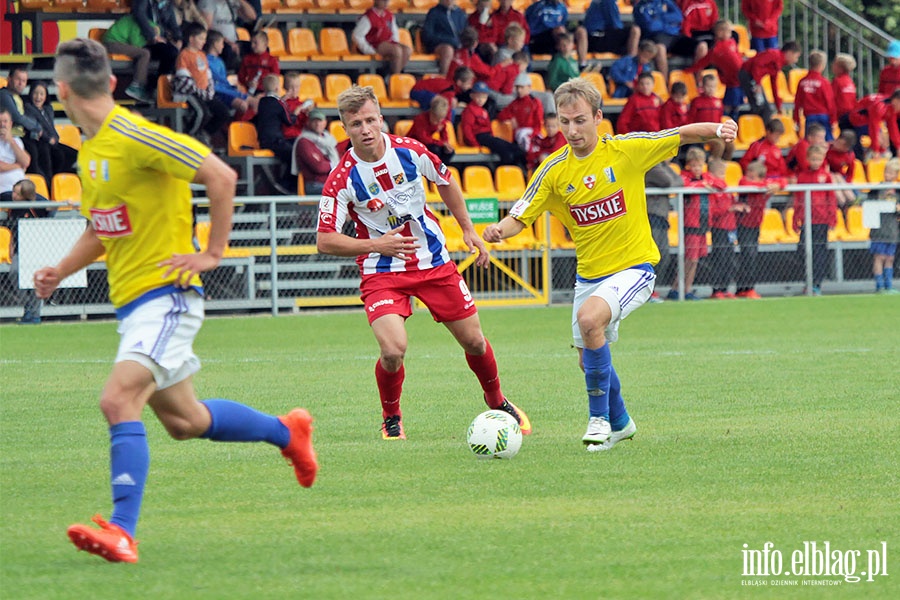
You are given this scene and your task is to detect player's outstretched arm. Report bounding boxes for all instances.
[678,120,738,145]
[482,216,526,244]
[317,227,421,261]
[161,153,236,288]
[437,177,490,268]
[33,222,105,299]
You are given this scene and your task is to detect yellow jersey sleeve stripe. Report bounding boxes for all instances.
[109,117,205,170]
[613,128,680,141]
[521,147,569,206]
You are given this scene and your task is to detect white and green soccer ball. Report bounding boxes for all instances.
[466,410,522,459]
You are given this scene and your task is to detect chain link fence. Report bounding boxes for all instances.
[1,183,895,322]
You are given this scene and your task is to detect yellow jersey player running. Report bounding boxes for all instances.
[34,38,318,563]
[483,78,737,451]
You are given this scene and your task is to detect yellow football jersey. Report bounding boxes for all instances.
[511,130,680,279]
[78,106,209,308]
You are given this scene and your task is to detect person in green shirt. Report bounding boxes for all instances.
[546,32,581,91]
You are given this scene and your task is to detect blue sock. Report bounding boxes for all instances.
[200,399,289,448]
[583,343,612,419]
[875,272,884,290]
[109,422,149,538]
[608,366,631,431]
[884,267,894,289]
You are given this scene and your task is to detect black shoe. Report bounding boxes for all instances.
[381,415,405,440]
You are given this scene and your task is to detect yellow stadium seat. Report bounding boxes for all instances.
[388,73,417,107]
[528,72,547,93]
[774,114,798,148]
[260,0,282,12]
[454,123,486,155]
[866,157,889,183]
[263,28,287,58]
[732,23,754,57]
[57,123,82,150]
[699,69,726,97]
[394,119,414,137]
[26,173,49,198]
[397,28,434,61]
[652,71,668,100]
[491,223,538,250]
[278,0,315,11]
[357,73,406,108]
[329,120,347,142]
[668,211,679,247]
[288,28,319,59]
[580,71,625,106]
[758,208,787,244]
[463,165,496,196]
[828,209,851,242]
[297,73,324,103]
[319,27,370,61]
[236,27,251,41]
[788,69,808,96]
[851,159,868,184]
[737,114,765,148]
[533,213,575,249]
[50,173,81,210]
[322,73,352,108]
[491,120,514,143]
[228,122,275,158]
[597,118,614,137]
[783,208,800,243]
[438,215,467,252]
[668,69,698,101]
[195,221,251,259]
[0,226,11,264]
[723,161,742,187]
[844,205,869,240]
[494,165,527,201]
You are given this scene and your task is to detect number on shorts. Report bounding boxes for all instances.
[458,279,473,302]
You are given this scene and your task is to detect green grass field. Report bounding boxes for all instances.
[1,296,898,599]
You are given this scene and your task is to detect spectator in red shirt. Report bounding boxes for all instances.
[281,72,313,140]
[706,158,739,299]
[786,121,827,176]
[825,130,857,183]
[491,0,530,47]
[293,110,338,195]
[741,0,783,52]
[739,41,801,124]
[831,53,858,120]
[688,74,732,159]
[793,144,837,294]
[460,81,525,167]
[660,81,689,129]
[407,95,456,165]
[840,91,900,159]
[616,72,662,134]
[238,30,280,97]
[739,117,788,177]
[526,112,566,171]
[468,0,500,63]
[497,73,544,152]
[410,66,475,117]
[351,0,412,75]
[685,20,744,120]
[734,160,786,298]
[877,40,900,95]
[793,51,837,141]
[680,0,719,48]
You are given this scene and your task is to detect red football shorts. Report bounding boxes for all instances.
[684,233,709,260]
[360,261,478,325]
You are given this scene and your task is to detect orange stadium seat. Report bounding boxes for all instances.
[652,71,669,100]
[319,28,370,61]
[51,173,81,210]
[724,161,743,187]
[494,165,527,201]
[313,0,346,11]
[788,69,808,96]
[0,227,11,265]
[357,73,406,108]
[228,122,275,158]
[329,120,348,142]
[397,28,434,61]
[394,119,414,137]
[278,0,315,11]
[736,114,765,148]
[732,24,754,57]
[323,73,352,107]
[236,27,251,41]
[757,208,787,244]
[580,71,625,106]
[597,118,614,137]
[667,211,679,247]
[297,73,325,103]
[260,0,283,11]
[57,124,82,150]
[528,72,547,92]
[534,213,575,249]
[26,173,49,198]
[263,28,287,57]
[773,114,798,148]
[156,74,189,132]
[668,69,698,101]
[492,120,514,143]
[388,73,417,107]
[288,28,318,58]
[463,165,496,196]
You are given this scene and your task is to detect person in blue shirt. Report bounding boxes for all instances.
[633,0,707,77]
[574,0,641,70]
[204,29,258,118]
[608,39,658,98]
[422,0,469,75]
[525,0,569,56]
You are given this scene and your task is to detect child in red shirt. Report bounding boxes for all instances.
[686,19,744,120]
[408,95,455,165]
[616,72,662,134]
[281,72,313,140]
[825,129,858,208]
[660,81,689,129]
[460,81,525,167]
[786,121,827,176]
[688,73,732,159]
[706,158,739,298]
[739,118,788,178]
[741,0,783,52]
[734,160,786,298]
[831,54,858,120]
[497,73,544,151]
[738,41,801,124]
[526,112,566,171]
[793,144,837,293]
[238,30,280,96]
[877,40,900,95]
[794,50,837,140]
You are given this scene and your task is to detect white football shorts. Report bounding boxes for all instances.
[572,267,656,348]
[115,290,204,389]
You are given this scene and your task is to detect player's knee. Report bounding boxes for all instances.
[380,349,405,371]
[461,335,486,355]
[161,418,204,441]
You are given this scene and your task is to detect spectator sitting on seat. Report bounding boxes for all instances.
[0,178,51,324]
[491,0,530,54]
[410,67,476,119]
[173,22,231,146]
[547,32,580,92]
[281,72,315,141]
[0,109,30,195]
[198,0,257,71]
[679,0,719,50]
[741,0,783,52]
[526,112,566,171]
[448,26,511,87]
[0,68,46,179]
[238,30,280,97]
[869,157,900,293]
[173,0,206,34]
[609,40,657,98]
[205,29,258,121]
[687,73,732,160]
[685,19,744,120]
[633,0,707,78]
[825,129,859,208]
[878,40,900,95]
[422,0,469,76]
[616,71,661,134]
[468,0,501,64]
[408,95,455,165]
[352,0,412,76]
[460,81,526,167]
[794,50,837,142]
[787,121,828,176]
[739,117,789,178]
[734,161,786,299]
[25,81,78,179]
[831,53,858,121]
[254,74,299,178]
[101,7,180,103]
[494,22,528,65]
[839,91,900,160]
[660,81,689,129]
[525,0,569,57]
[574,0,641,71]
[497,73,544,152]
[292,110,339,196]
[738,40,802,125]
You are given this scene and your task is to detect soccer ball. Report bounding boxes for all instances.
[466,410,522,459]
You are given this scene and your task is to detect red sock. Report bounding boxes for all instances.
[375,360,404,419]
[465,339,505,408]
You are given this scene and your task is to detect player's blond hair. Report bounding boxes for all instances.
[554,77,603,113]
[337,85,381,121]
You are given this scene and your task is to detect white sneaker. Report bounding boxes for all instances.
[582,416,611,445]
[586,418,637,452]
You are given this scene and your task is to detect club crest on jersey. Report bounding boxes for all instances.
[565,184,576,194]
[367,198,385,211]
[583,175,596,189]
[393,173,405,185]
[101,160,110,182]
[88,160,96,179]
[603,166,616,183]
[368,182,380,195]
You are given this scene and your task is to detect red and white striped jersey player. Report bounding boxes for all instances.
[316,85,532,440]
